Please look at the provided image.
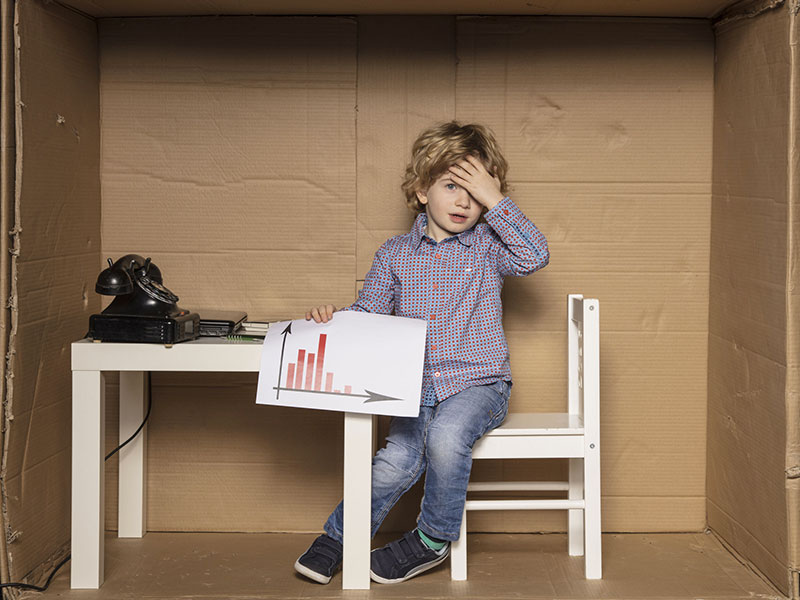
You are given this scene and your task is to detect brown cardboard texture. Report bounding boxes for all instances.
[38,532,786,599]
[1,0,799,597]
[5,0,100,586]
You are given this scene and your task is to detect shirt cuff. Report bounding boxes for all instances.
[484,195,519,222]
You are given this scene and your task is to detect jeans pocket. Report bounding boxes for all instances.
[486,381,511,430]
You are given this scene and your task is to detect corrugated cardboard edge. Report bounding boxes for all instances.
[712,0,786,25]
[5,0,85,590]
[2,0,21,591]
[787,1,800,596]
[0,0,14,589]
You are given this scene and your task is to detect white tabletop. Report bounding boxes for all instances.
[72,337,264,372]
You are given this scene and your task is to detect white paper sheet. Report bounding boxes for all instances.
[255,311,426,417]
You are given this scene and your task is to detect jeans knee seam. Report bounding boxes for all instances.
[373,451,426,530]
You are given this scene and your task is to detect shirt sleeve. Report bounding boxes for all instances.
[483,195,550,277]
[339,242,395,314]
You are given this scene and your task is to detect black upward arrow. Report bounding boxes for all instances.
[275,322,292,400]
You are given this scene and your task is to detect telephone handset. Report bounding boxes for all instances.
[89,254,200,344]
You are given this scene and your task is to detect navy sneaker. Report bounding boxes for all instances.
[294,534,343,584]
[370,529,450,584]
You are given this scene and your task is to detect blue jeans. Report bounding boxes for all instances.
[323,380,511,542]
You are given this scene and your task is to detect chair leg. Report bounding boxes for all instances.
[568,457,584,556]
[584,452,602,579]
[451,506,468,580]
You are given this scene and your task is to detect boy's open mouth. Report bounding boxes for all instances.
[449,213,468,223]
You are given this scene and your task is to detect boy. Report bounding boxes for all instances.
[295,121,549,585]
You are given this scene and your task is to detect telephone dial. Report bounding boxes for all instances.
[88,254,200,344]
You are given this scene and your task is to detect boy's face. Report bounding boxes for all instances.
[416,171,482,242]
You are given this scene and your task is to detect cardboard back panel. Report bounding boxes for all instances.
[9,0,100,583]
[96,16,715,534]
[457,17,713,532]
[709,1,793,593]
[99,16,358,319]
[99,16,358,533]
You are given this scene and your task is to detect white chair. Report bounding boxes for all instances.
[451,293,601,580]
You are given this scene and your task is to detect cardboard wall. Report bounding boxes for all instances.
[95,15,714,535]
[0,0,16,586]
[708,0,796,593]
[789,1,800,587]
[9,0,100,583]
[98,15,358,533]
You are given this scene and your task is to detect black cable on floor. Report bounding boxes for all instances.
[0,375,153,596]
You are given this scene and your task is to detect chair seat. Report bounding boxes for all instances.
[486,412,584,436]
[473,412,587,459]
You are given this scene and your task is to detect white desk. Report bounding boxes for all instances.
[71,337,373,590]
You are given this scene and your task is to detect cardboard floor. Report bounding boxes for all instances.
[36,532,783,599]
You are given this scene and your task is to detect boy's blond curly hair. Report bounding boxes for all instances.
[401,121,509,213]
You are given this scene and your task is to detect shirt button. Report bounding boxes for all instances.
[503,209,509,215]
[432,284,438,290]
[434,372,441,377]
[435,253,442,259]
[465,267,472,273]
[431,345,437,351]
[430,315,436,320]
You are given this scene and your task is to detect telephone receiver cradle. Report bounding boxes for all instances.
[89,254,200,344]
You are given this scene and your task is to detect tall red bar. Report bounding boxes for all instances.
[286,364,296,389]
[305,353,315,390]
[314,334,327,391]
[325,372,333,392]
[294,350,306,389]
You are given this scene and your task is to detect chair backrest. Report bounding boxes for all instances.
[568,294,600,442]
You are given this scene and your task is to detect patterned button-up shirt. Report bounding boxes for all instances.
[342,195,549,406]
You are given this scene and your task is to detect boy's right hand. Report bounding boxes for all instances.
[306,304,337,323]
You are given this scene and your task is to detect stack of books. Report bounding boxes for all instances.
[238,321,270,337]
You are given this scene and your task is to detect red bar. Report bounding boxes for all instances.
[314,334,327,391]
[325,372,333,392]
[305,353,315,390]
[295,350,306,389]
[286,363,296,389]
[344,385,352,394]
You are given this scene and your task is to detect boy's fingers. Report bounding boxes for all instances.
[455,159,476,175]
[467,155,487,172]
[449,165,470,180]
[448,170,469,186]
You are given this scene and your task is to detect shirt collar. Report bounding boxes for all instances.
[411,212,474,249]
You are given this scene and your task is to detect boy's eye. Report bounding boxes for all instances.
[445,183,457,191]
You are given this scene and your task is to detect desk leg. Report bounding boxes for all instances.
[71,370,105,589]
[118,371,148,538]
[341,412,372,590]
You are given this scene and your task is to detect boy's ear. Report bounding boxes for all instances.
[415,189,428,205]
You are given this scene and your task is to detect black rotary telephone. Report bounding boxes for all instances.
[88,254,200,344]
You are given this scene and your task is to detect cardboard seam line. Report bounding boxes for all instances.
[0,0,13,589]
[788,0,800,589]
[713,0,786,28]
[705,527,790,599]
[0,0,20,586]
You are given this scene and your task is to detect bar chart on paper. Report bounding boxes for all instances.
[280,333,355,397]
[255,312,427,417]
